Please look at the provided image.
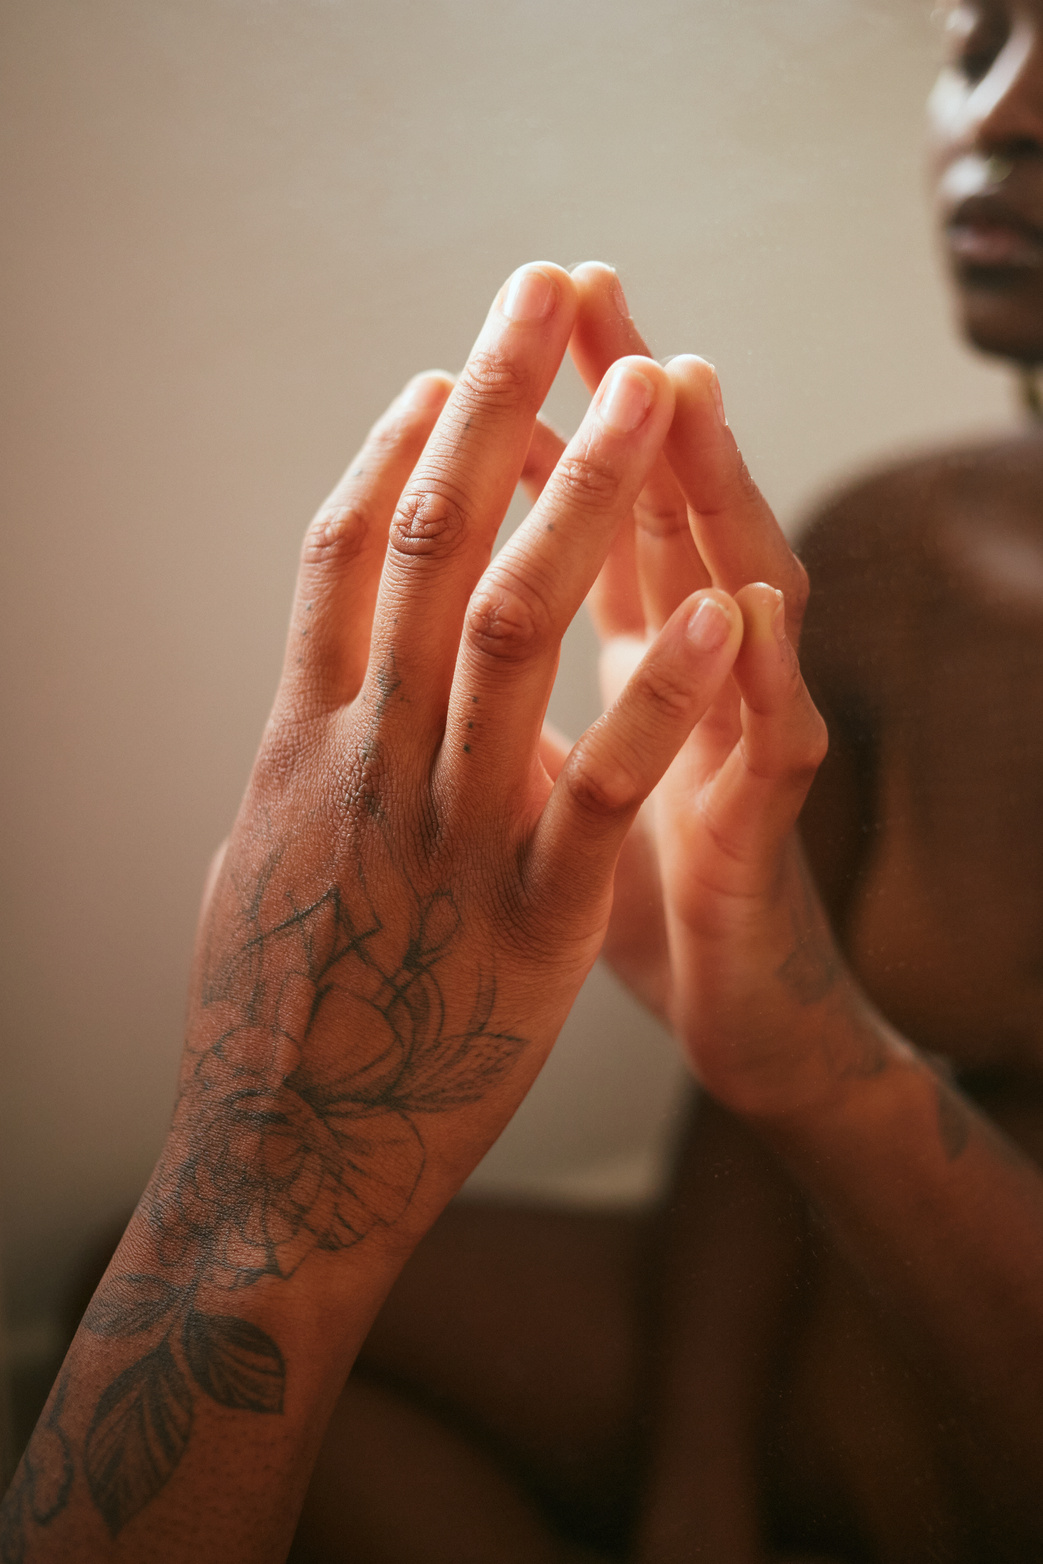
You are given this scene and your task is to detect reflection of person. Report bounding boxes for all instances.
[292,13,1043,1564]
[0,263,826,1561]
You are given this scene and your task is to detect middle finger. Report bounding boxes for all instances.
[365,263,577,743]
[570,262,711,628]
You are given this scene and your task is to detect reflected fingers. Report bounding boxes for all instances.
[440,357,676,796]
[533,589,743,913]
[570,263,711,628]
[521,413,644,640]
[664,356,809,645]
[678,584,827,903]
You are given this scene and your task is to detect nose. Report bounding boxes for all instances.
[967,18,1043,157]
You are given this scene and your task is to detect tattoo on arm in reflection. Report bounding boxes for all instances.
[777,855,891,1082]
[776,854,840,1006]
[1,851,528,1543]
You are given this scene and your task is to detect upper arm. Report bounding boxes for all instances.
[795,486,889,937]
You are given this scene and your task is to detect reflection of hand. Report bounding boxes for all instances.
[176,263,743,1259]
[536,265,870,1120]
[13,264,751,1557]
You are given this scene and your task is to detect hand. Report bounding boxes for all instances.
[163,262,748,1299]
[14,265,750,1551]
[536,265,867,1118]
[7,266,748,1560]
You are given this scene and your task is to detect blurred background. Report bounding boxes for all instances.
[0,0,1013,1464]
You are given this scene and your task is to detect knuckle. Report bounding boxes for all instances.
[553,452,619,513]
[562,742,640,821]
[361,411,409,463]
[747,701,828,790]
[635,497,687,539]
[301,501,372,568]
[457,347,530,412]
[389,485,469,561]
[631,658,695,723]
[694,795,749,870]
[253,706,325,789]
[465,570,551,664]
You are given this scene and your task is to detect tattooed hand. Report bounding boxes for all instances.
[2,264,747,1563]
[531,265,897,1122]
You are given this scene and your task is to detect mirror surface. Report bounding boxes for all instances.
[0,0,1031,1553]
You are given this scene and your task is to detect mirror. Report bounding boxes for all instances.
[2,1,1034,1557]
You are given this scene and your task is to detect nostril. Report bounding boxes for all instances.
[975,137,1043,170]
[998,137,1043,159]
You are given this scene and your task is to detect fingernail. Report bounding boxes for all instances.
[688,595,730,652]
[502,265,557,323]
[709,366,728,426]
[398,372,451,414]
[597,363,655,434]
[772,589,787,642]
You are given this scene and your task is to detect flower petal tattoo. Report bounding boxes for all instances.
[5,850,530,1542]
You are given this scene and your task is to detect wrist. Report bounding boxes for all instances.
[89,1142,418,1401]
[686,970,914,1125]
[736,1005,947,1183]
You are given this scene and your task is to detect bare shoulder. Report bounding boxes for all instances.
[794,430,1043,693]
[798,430,1043,577]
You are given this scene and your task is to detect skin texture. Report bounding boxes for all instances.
[0,264,772,1562]
[17,9,1043,1557]
[293,49,1043,1549]
[931,0,1043,361]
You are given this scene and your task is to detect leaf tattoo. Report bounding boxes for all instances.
[46,854,531,1539]
[183,1313,284,1414]
[84,1342,194,1536]
[83,1274,182,1338]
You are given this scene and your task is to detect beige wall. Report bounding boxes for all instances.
[0,0,1013,1346]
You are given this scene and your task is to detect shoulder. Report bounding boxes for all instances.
[794,431,1043,692]
[795,430,1043,586]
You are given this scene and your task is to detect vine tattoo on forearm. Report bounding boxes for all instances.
[1,849,528,1550]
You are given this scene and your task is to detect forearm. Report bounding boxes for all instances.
[637,1097,806,1564]
[0,1159,413,1563]
[751,997,1043,1518]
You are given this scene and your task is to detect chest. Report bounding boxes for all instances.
[846,600,1043,1068]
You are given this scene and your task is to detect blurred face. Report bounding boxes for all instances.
[930,1,1043,362]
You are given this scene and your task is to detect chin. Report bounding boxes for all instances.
[956,281,1043,366]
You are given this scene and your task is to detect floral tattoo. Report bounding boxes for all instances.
[1,850,528,1545]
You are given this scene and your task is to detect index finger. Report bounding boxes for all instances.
[663,355,809,645]
[569,262,711,629]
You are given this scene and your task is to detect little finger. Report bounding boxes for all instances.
[693,584,828,889]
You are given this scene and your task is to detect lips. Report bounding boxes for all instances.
[947,195,1043,272]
